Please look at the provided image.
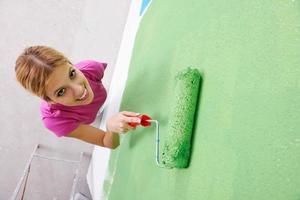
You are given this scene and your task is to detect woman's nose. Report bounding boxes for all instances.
[70,83,84,98]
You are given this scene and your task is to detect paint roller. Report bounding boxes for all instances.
[129,67,202,169]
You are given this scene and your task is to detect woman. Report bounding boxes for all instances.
[15,45,141,149]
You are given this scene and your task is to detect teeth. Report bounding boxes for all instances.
[79,89,87,100]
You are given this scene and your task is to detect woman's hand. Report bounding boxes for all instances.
[106,111,141,134]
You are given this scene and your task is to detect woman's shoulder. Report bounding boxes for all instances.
[40,101,80,137]
[74,60,107,82]
[74,60,107,70]
[40,100,66,118]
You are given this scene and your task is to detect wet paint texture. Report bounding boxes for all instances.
[105,0,300,199]
[161,68,201,168]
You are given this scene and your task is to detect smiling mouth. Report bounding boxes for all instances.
[77,85,89,101]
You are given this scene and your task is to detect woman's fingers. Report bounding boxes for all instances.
[120,114,141,124]
[121,124,136,133]
[118,118,138,133]
[125,123,136,131]
[121,111,140,117]
[106,111,141,134]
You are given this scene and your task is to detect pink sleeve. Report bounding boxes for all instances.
[42,117,80,137]
[77,60,107,82]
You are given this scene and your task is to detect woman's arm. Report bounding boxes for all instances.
[66,124,120,149]
[65,111,141,149]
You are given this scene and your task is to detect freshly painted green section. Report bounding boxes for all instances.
[106,0,300,199]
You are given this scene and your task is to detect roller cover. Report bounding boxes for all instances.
[161,68,201,168]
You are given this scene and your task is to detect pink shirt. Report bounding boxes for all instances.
[40,60,107,137]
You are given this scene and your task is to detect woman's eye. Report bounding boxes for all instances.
[70,69,76,79]
[57,88,65,97]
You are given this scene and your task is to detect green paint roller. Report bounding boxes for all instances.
[161,67,202,168]
[129,68,202,169]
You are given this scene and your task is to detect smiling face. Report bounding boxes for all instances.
[45,63,94,106]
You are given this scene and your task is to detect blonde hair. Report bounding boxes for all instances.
[15,46,71,101]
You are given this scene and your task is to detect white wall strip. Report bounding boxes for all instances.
[86,0,148,199]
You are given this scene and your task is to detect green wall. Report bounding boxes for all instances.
[105,1,300,199]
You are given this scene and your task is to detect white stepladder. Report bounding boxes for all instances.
[11,144,84,200]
